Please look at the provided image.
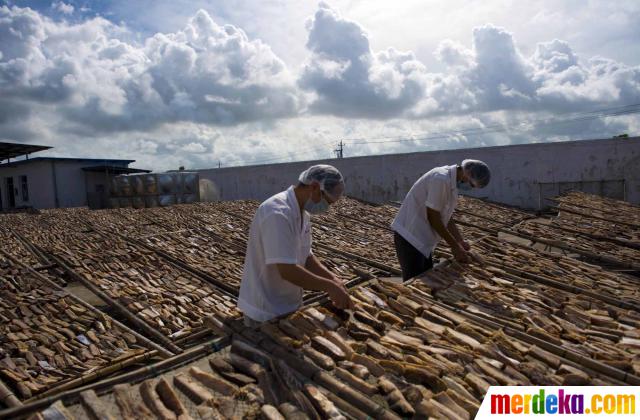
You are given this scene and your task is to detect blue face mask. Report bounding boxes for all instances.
[457,181,473,191]
[304,192,330,214]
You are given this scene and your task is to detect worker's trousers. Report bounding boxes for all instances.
[393,231,433,281]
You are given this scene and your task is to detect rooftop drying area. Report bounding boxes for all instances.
[0,191,639,419]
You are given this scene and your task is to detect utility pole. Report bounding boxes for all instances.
[334,140,344,159]
[218,160,221,168]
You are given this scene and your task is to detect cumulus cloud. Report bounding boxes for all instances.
[420,24,640,116]
[52,2,74,15]
[0,2,638,170]
[299,3,428,118]
[299,5,640,119]
[0,5,301,136]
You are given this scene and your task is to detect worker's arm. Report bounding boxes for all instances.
[305,254,340,282]
[427,207,469,263]
[276,263,353,309]
[447,218,470,250]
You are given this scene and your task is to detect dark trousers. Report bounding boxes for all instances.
[393,232,433,281]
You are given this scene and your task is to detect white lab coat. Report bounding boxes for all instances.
[238,186,312,321]
[391,165,459,257]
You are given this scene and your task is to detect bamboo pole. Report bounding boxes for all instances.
[499,228,640,271]
[26,351,158,401]
[9,229,51,265]
[39,251,183,355]
[0,336,230,420]
[0,378,21,408]
[0,249,177,360]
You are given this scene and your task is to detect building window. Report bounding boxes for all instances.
[21,175,28,201]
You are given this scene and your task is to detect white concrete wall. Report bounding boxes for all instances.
[198,137,640,210]
[0,160,130,209]
[51,161,90,208]
[0,161,56,210]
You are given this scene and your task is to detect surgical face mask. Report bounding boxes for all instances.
[457,181,473,191]
[304,192,330,214]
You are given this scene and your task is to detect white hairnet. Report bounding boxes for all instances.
[462,159,491,188]
[298,164,344,199]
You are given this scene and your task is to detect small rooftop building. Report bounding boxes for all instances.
[0,142,149,210]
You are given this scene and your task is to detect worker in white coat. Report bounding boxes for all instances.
[391,159,491,280]
[239,164,353,326]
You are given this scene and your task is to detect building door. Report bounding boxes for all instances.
[0,184,3,210]
[6,177,15,208]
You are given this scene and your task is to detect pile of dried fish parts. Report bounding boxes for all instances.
[84,208,172,238]
[457,196,533,226]
[37,332,389,420]
[211,200,260,221]
[554,191,640,221]
[0,227,41,267]
[0,255,154,401]
[332,198,398,228]
[141,228,247,291]
[312,225,400,271]
[14,224,239,341]
[415,261,640,376]
[554,210,640,246]
[241,280,624,419]
[558,191,638,208]
[511,219,640,267]
[473,236,640,306]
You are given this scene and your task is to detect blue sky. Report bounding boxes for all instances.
[1,1,639,170]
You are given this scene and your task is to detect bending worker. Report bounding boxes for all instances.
[391,159,491,280]
[239,164,353,326]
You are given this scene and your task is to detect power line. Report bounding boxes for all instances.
[345,103,640,146]
[221,145,335,167]
[344,103,640,145]
[215,102,640,167]
[220,141,336,167]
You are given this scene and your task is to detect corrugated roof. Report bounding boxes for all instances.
[0,142,51,161]
[0,157,135,168]
[81,165,150,174]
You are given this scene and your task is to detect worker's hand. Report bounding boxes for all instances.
[458,240,471,251]
[452,244,471,264]
[331,274,347,285]
[327,282,354,310]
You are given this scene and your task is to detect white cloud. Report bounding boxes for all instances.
[414,24,640,117]
[52,2,74,15]
[0,5,302,136]
[299,3,428,118]
[182,142,207,153]
[0,3,638,171]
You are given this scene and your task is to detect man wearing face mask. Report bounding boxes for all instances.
[238,164,353,326]
[391,159,491,280]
